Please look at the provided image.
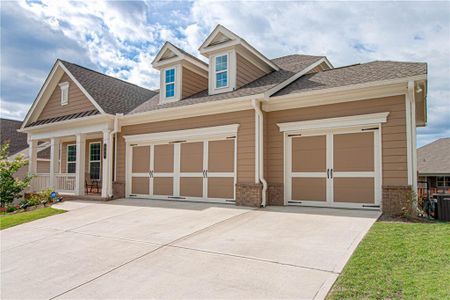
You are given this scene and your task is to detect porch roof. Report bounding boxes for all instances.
[25,109,99,128]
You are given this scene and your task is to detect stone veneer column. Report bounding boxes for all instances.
[235,183,262,207]
[382,185,414,216]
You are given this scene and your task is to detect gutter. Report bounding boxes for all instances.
[251,99,268,207]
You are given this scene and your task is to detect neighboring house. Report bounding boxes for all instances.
[417,138,450,197]
[1,118,50,178]
[19,25,427,215]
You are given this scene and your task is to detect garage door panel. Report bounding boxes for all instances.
[208,140,234,172]
[334,132,374,172]
[334,178,374,203]
[291,178,326,201]
[292,136,326,172]
[132,177,149,195]
[132,146,150,173]
[153,177,173,196]
[208,178,234,199]
[180,177,203,198]
[154,144,174,173]
[180,142,203,173]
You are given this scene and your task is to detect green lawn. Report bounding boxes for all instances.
[0,207,66,230]
[328,221,450,299]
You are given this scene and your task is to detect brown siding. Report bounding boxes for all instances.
[37,73,97,121]
[181,67,207,99]
[117,110,255,185]
[236,54,266,88]
[265,95,408,186]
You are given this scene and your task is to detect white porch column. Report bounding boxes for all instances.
[75,133,86,195]
[28,139,38,174]
[101,130,111,198]
[49,137,60,189]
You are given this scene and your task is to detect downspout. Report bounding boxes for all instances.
[252,99,268,207]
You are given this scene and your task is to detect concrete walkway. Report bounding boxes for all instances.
[0,199,379,299]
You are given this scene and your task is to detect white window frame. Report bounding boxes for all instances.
[214,53,229,90]
[89,142,101,180]
[66,144,76,173]
[164,67,176,99]
[59,82,69,106]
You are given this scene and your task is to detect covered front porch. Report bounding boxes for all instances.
[25,117,116,198]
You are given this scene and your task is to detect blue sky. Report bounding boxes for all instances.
[1,0,449,147]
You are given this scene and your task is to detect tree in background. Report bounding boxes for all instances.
[0,142,32,207]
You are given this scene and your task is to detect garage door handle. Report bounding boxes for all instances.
[330,169,333,179]
[327,169,329,179]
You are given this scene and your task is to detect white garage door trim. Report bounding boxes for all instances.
[124,124,239,204]
[278,112,389,210]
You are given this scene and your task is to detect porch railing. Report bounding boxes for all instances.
[55,173,76,193]
[31,173,51,191]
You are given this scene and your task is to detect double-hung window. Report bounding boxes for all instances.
[215,54,228,88]
[165,68,175,98]
[89,142,101,180]
[67,144,76,173]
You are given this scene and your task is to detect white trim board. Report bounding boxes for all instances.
[124,124,239,144]
[277,112,390,133]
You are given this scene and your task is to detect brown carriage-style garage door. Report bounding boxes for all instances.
[128,137,236,203]
[287,128,380,209]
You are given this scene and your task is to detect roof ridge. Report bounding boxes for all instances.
[59,59,156,93]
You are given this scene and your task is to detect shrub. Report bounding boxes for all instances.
[0,142,33,207]
[6,205,16,213]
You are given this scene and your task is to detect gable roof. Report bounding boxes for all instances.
[152,42,208,70]
[199,25,279,71]
[1,118,28,155]
[130,54,325,114]
[273,61,427,97]
[418,138,450,175]
[59,60,157,114]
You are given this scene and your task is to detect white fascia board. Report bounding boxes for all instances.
[264,75,427,112]
[57,61,106,114]
[120,94,261,126]
[153,42,208,71]
[264,58,327,99]
[277,112,390,133]
[199,25,239,53]
[124,124,240,145]
[21,62,60,129]
[20,114,113,135]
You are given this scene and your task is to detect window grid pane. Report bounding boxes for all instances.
[216,71,228,88]
[67,162,76,173]
[166,83,175,98]
[90,162,101,179]
[90,143,101,161]
[67,145,76,162]
[165,69,175,83]
[215,55,227,72]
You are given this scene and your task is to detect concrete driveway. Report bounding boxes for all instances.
[1,199,379,299]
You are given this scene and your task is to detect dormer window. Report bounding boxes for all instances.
[59,82,69,105]
[215,54,228,89]
[165,68,175,98]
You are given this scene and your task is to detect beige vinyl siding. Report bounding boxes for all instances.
[117,110,255,185]
[37,73,97,121]
[60,139,102,176]
[265,95,408,186]
[181,67,207,99]
[236,54,266,88]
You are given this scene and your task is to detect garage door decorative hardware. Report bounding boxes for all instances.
[169,196,186,199]
[288,133,302,137]
[169,140,186,144]
[361,127,379,131]
[362,204,380,208]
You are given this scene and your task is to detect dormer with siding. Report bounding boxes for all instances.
[152,42,208,103]
[199,25,279,95]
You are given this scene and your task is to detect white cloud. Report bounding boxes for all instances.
[0,99,30,121]
[4,0,449,146]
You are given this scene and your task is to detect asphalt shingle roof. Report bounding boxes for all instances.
[418,138,450,175]
[60,60,157,114]
[130,54,325,114]
[273,61,427,97]
[0,118,28,155]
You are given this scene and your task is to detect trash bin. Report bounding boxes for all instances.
[436,195,450,222]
